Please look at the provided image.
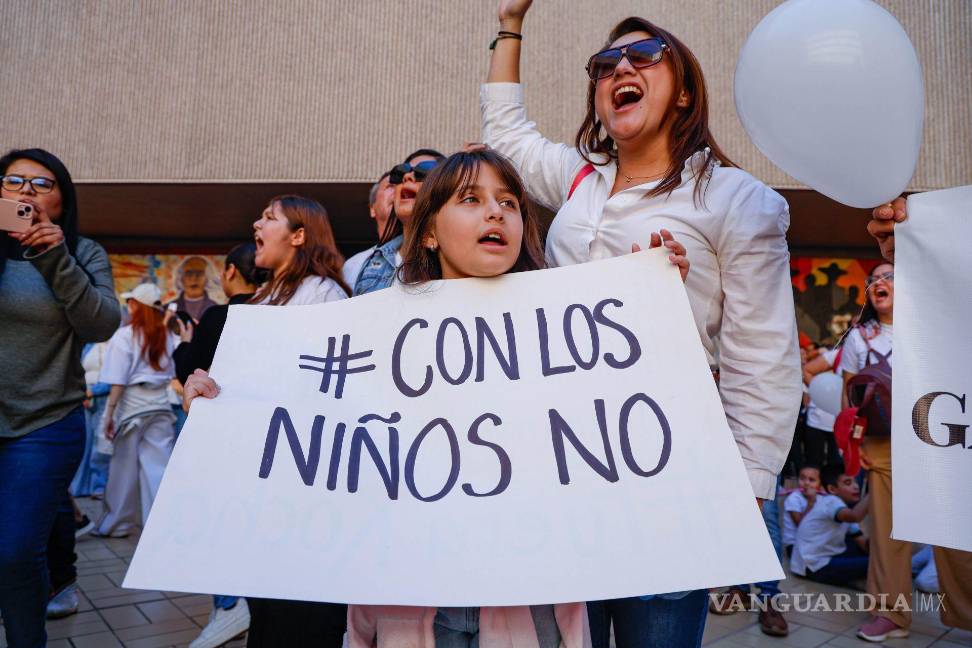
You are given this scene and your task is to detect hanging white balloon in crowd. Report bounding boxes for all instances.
[734,0,924,208]
[808,372,843,417]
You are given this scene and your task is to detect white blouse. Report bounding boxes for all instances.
[257,275,348,306]
[481,82,801,499]
[100,326,177,387]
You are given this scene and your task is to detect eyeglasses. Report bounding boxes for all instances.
[389,160,439,185]
[1,175,57,194]
[864,271,894,289]
[586,37,668,81]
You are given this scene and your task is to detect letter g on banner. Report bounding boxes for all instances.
[912,391,969,448]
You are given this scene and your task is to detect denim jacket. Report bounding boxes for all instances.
[352,235,403,296]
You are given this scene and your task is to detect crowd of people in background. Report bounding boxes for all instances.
[2,1,971,647]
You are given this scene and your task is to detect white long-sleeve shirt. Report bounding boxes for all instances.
[481,82,801,499]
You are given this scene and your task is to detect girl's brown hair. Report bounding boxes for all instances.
[129,302,169,372]
[250,195,350,305]
[575,17,736,205]
[398,150,545,284]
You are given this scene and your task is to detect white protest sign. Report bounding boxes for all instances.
[892,186,972,552]
[124,250,783,605]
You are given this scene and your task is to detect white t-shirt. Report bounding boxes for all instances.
[257,276,347,306]
[838,323,892,376]
[790,493,860,575]
[342,247,375,287]
[782,490,809,548]
[805,347,839,431]
[100,326,177,387]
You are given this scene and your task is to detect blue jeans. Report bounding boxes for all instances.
[587,589,709,648]
[214,595,239,610]
[0,408,86,648]
[434,606,561,648]
[731,477,784,600]
[805,538,868,587]
[71,395,111,496]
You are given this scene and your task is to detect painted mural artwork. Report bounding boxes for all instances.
[109,254,227,320]
[790,257,882,345]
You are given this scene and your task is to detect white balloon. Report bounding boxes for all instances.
[809,372,844,417]
[734,0,924,208]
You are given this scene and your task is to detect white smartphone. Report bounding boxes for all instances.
[0,198,33,233]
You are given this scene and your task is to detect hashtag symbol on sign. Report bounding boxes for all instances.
[298,335,376,399]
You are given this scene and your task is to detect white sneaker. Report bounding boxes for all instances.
[46,582,79,619]
[189,599,250,648]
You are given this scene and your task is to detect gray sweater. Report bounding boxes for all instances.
[0,238,121,438]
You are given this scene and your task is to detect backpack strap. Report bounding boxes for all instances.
[567,164,596,200]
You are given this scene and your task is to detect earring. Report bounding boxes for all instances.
[427,243,438,252]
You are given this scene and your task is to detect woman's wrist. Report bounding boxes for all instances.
[499,17,523,33]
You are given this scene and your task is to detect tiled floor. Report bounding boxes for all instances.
[1,497,970,647]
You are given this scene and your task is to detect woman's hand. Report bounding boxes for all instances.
[104,416,116,441]
[498,0,532,27]
[9,201,64,253]
[183,369,220,413]
[177,318,194,343]
[867,196,906,262]
[632,229,689,282]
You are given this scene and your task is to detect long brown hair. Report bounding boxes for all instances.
[129,302,169,371]
[250,195,350,305]
[575,17,736,205]
[399,149,545,284]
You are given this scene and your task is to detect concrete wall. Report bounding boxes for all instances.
[2,0,969,189]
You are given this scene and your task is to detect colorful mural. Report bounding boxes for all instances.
[109,254,227,309]
[790,257,882,345]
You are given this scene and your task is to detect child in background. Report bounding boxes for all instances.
[791,465,869,587]
[782,465,821,557]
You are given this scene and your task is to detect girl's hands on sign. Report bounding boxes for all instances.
[632,229,690,282]
[9,201,64,253]
[183,369,220,413]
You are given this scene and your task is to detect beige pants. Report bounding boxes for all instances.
[863,437,972,630]
[96,413,175,536]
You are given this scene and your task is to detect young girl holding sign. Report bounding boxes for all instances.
[185,194,348,648]
[347,149,686,648]
[481,1,801,644]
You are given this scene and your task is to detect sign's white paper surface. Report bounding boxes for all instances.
[124,251,783,605]
[892,186,972,551]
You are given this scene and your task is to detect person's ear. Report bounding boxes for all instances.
[225,264,238,282]
[826,485,837,495]
[369,206,378,221]
[676,89,691,108]
[290,227,306,247]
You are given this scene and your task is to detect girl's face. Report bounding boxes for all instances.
[253,202,303,272]
[798,467,821,494]
[593,31,683,152]
[395,154,438,224]
[1,158,63,220]
[866,262,894,317]
[427,164,524,280]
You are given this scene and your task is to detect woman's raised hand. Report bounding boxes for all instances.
[498,0,532,26]
[632,229,690,282]
[183,368,220,413]
[868,196,906,262]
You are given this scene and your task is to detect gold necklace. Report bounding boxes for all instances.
[619,168,666,184]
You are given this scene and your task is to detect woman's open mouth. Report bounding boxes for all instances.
[399,187,417,201]
[612,84,644,111]
[872,287,890,300]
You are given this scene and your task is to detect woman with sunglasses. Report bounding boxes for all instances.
[0,148,121,648]
[352,149,445,296]
[480,1,801,645]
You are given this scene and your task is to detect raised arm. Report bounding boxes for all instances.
[482,0,584,210]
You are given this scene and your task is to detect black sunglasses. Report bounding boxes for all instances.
[389,160,440,185]
[586,37,668,81]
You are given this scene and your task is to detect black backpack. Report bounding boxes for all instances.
[845,334,893,437]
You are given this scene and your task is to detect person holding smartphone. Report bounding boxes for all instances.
[0,148,121,648]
